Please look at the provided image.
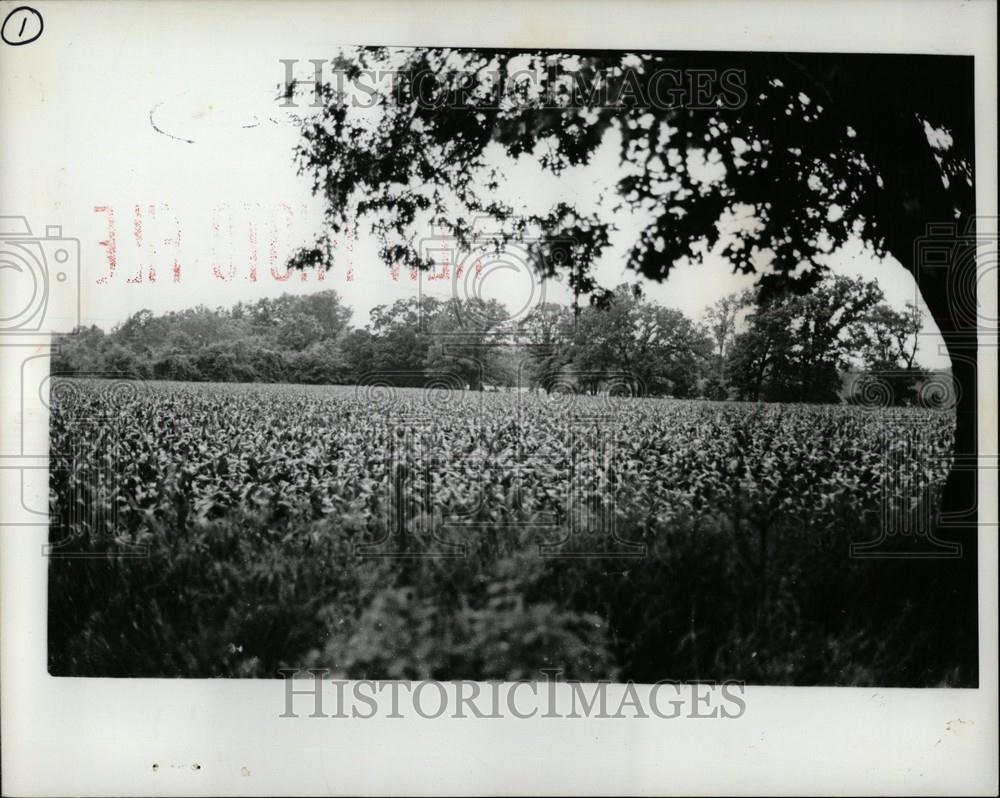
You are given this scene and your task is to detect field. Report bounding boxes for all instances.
[48,379,967,684]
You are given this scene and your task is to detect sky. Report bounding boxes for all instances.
[1,6,950,368]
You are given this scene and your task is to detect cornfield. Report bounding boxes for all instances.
[48,378,966,684]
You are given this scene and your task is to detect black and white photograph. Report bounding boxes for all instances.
[43,42,980,686]
[1,1,996,795]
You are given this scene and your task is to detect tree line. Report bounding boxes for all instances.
[54,274,940,405]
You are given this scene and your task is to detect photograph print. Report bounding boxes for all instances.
[46,46,981,686]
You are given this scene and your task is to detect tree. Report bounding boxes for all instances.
[516,302,577,392]
[152,353,202,381]
[559,284,711,396]
[703,294,746,363]
[292,49,973,349]
[725,301,795,402]
[103,343,150,379]
[856,302,923,371]
[52,325,108,375]
[364,297,440,383]
[342,328,377,383]
[276,312,324,351]
[296,290,354,340]
[114,309,166,357]
[424,297,511,390]
[56,291,358,385]
[166,305,234,348]
[850,300,927,405]
[701,292,751,398]
[192,345,243,382]
[288,344,349,384]
[726,274,884,402]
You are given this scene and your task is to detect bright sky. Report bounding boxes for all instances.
[1,4,950,368]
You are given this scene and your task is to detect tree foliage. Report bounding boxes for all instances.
[55,276,937,405]
[52,291,354,384]
[292,48,973,319]
[726,274,884,402]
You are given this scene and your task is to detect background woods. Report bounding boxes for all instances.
[55,276,946,407]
